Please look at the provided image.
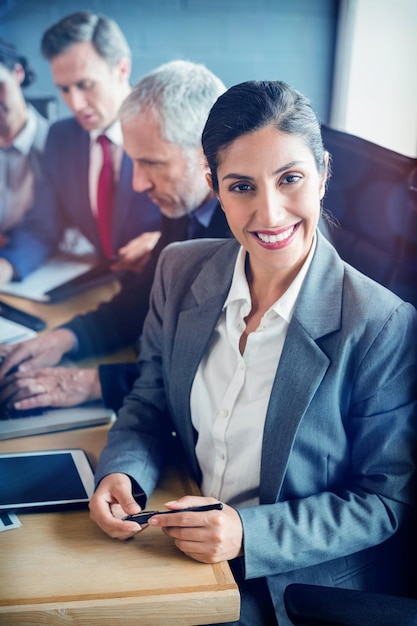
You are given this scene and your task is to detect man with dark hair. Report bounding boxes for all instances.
[0,11,161,283]
[0,60,230,412]
[40,11,132,64]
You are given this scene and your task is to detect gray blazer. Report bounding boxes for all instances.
[96,232,417,625]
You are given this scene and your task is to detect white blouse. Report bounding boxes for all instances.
[190,236,316,508]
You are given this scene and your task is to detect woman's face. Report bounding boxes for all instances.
[211,125,327,280]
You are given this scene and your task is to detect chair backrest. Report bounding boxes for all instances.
[321,124,417,308]
[284,583,417,626]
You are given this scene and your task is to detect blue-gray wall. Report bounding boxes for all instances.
[0,0,339,123]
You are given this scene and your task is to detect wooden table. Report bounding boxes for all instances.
[0,426,240,625]
[0,291,240,624]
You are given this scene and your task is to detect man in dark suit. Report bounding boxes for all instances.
[0,11,161,283]
[0,60,229,412]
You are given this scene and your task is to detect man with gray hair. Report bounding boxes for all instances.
[0,60,230,412]
[0,11,161,283]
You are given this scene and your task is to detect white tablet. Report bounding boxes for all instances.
[0,449,95,512]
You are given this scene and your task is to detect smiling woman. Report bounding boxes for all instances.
[88,80,417,626]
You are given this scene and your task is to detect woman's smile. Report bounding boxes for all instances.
[251,222,301,248]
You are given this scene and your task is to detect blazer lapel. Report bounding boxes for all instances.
[260,322,331,503]
[59,123,100,250]
[260,233,344,503]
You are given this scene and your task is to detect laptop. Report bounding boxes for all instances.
[0,404,115,440]
[1,308,115,440]
[0,301,46,343]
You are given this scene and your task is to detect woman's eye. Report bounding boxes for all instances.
[230,183,253,193]
[282,173,302,185]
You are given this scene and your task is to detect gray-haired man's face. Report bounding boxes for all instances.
[122,107,210,218]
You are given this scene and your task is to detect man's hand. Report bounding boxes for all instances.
[0,258,14,283]
[110,231,161,274]
[0,328,76,377]
[0,366,101,410]
[89,473,143,539]
[148,495,243,563]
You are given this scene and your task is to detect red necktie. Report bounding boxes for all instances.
[96,135,115,258]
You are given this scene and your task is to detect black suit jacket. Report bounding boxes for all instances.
[63,201,231,410]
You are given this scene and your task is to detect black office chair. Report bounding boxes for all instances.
[284,583,417,626]
[321,124,417,308]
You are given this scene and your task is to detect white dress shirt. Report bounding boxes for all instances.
[191,236,317,508]
[58,121,124,258]
[0,106,45,233]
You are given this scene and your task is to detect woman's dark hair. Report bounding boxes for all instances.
[202,80,326,192]
[0,39,35,88]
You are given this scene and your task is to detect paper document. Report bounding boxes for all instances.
[0,257,94,302]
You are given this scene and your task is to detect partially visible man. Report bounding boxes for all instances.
[0,40,49,246]
[0,11,161,283]
[0,60,229,412]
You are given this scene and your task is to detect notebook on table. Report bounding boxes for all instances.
[0,404,115,440]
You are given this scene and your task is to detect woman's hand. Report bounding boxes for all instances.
[89,473,143,539]
[148,495,243,563]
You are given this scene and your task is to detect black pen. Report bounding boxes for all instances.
[123,502,223,524]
